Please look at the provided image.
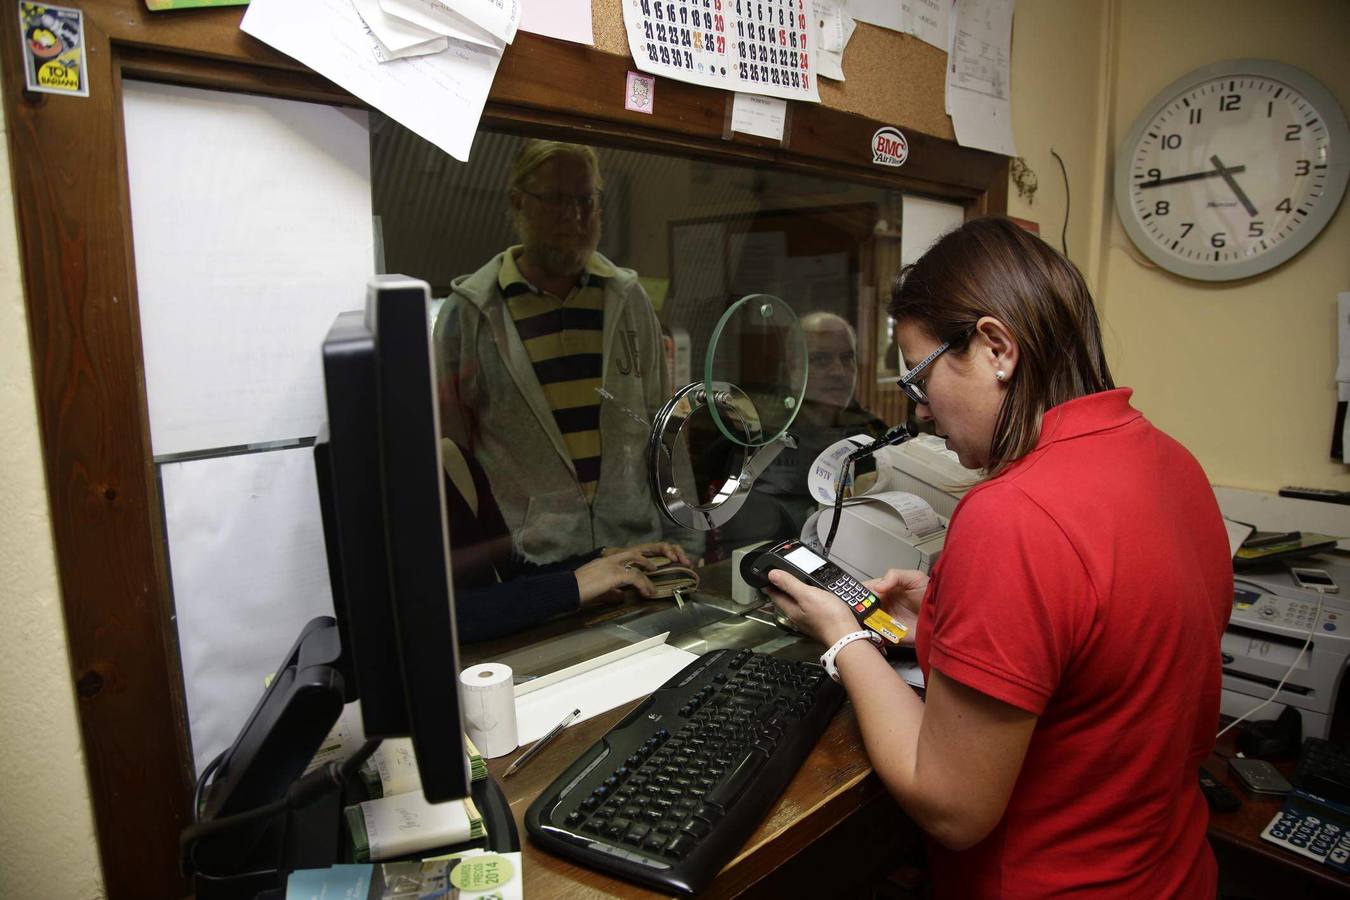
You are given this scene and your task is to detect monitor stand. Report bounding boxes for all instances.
[188,617,348,899]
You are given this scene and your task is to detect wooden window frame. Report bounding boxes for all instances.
[0,3,1006,896]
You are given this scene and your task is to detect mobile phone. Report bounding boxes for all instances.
[741,539,908,643]
[1290,567,1339,593]
[1228,757,1293,796]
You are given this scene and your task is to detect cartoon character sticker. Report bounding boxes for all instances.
[625,71,655,115]
[19,3,88,97]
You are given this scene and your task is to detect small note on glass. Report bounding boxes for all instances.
[730,93,788,142]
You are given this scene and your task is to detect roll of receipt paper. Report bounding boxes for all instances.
[459,662,517,758]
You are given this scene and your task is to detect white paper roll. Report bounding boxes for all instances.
[459,663,517,758]
[807,435,903,505]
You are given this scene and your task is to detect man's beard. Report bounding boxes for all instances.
[534,241,593,276]
[517,216,600,279]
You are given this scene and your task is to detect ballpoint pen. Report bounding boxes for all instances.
[503,708,581,778]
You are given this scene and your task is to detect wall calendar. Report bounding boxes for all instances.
[622,0,821,103]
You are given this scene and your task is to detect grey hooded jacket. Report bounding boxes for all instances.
[433,248,671,564]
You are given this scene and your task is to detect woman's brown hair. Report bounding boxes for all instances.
[889,216,1114,477]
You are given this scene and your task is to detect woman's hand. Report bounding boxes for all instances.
[601,540,692,567]
[864,568,929,646]
[765,570,862,648]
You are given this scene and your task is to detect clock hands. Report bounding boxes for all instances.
[1136,164,1248,189]
[1209,155,1258,217]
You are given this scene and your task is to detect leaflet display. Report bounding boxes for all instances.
[622,0,821,103]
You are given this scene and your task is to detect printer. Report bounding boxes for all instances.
[1221,557,1350,740]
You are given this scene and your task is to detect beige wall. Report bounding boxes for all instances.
[1099,0,1350,491]
[0,123,106,893]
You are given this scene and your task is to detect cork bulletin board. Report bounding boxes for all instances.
[592,0,957,141]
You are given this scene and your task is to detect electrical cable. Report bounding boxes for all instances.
[1050,147,1069,257]
[1216,588,1325,741]
[821,424,915,562]
[180,738,383,876]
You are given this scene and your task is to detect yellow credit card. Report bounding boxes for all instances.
[863,608,908,644]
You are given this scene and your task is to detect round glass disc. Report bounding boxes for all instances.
[703,294,806,447]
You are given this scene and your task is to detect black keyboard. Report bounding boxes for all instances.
[1292,738,1350,806]
[525,648,844,894]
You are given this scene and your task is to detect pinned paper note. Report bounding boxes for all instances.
[521,0,593,45]
[947,0,1016,156]
[352,0,448,59]
[242,0,503,162]
[846,0,949,51]
[813,0,856,81]
[731,92,788,141]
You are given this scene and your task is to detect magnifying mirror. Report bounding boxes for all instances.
[647,381,796,531]
[647,296,806,531]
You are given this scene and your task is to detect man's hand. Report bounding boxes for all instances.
[574,550,658,606]
[601,540,692,567]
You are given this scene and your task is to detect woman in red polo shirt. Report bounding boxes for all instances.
[767,217,1233,898]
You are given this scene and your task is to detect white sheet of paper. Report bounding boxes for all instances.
[355,10,449,63]
[1339,293,1350,463]
[893,659,926,689]
[520,0,592,45]
[1224,519,1255,559]
[782,252,849,309]
[816,50,845,82]
[847,0,948,51]
[436,0,521,43]
[731,93,788,141]
[163,447,336,773]
[669,222,726,305]
[513,643,699,743]
[352,0,445,51]
[948,0,1016,156]
[377,0,504,48]
[901,195,964,265]
[123,81,374,457]
[1336,292,1350,384]
[729,231,788,297]
[242,0,503,163]
[813,0,855,81]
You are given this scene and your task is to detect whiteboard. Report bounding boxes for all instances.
[123,80,376,457]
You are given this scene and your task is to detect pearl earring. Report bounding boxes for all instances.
[995,370,1007,381]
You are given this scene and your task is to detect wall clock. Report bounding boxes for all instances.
[1114,59,1349,281]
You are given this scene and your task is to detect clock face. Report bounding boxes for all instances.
[1115,60,1349,281]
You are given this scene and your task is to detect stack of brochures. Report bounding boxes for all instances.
[287,850,523,899]
[345,793,484,863]
[345,736,490,862]
[1234,531,1341,568]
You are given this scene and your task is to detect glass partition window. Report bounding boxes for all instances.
[371,117,945,647]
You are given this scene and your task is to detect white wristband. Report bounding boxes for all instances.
[820,630,883,682]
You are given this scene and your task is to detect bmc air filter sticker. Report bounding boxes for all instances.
[871,126,908,168]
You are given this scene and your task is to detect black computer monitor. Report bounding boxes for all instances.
[188,278,474,890]
[317,275,470,804]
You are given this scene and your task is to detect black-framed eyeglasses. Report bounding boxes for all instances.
[897,341,953,406]
[518,189,602,216]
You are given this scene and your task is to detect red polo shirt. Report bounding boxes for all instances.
[916,389,1232,899]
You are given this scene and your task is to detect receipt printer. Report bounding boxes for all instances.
[800,495,947,583]
[1221,567,1350,740]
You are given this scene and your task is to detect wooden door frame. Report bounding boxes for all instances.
[0,4,1006,896]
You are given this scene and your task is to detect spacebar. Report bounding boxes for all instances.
[705,747,768,810]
